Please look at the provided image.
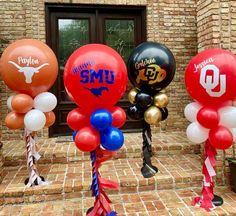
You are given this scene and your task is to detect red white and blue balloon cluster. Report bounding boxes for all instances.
[64,44,127,216]
[185,48,236,211]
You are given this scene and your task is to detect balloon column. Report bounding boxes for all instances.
[0,39,58,187]
[64,44,127,216]
[127,42,176,178]
[185,49,236,211]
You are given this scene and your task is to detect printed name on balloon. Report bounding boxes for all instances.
[194,57,214,72]
[199,64,226,97]
[72,60,96,74]
[80,69,115,84]
[135,58,156,70]
[18,56,40,66]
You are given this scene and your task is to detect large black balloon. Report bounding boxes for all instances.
[135,92,153,108]
[127,42,176,93]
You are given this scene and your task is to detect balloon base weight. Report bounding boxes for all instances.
[141,163,158,178]
[24,176,45,186]
[212,194,224,206]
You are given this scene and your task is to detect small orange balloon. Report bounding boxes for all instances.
[0,39,58,97]
[11,94,33,113]
[5,112,25,129]
[44,111,56,127]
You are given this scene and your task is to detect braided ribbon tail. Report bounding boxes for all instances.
[192,139,217,211]
[24,128,48,187]
[87,148,118,216]
[141,121,158,178]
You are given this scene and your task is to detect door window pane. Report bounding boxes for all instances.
[104,19,135,62]
[58,19,89,66]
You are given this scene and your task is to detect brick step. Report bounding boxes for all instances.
[3,132,200,166]
[0,154,203,205]
[0,187,236,216]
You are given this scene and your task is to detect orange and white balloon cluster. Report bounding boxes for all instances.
[0,39,58,186]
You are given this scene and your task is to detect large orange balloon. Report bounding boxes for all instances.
[5,112,25,129]
[0,39,58,97]
[11,94,33,113]
[44,111,56,127]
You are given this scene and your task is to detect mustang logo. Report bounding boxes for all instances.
[84,86,109,97]
[8,61,49,83]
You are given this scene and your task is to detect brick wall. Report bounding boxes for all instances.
[0,0,197,139]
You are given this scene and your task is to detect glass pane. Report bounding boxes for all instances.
[105,19,135,63]
[58,19,89,67]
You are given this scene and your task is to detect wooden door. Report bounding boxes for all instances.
[46,4,146,137]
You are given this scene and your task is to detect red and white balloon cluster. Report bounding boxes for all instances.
[6,92,57,131]
[185,48,236,151]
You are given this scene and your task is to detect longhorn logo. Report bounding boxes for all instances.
[8,61,49,83]
[199,64,226,97]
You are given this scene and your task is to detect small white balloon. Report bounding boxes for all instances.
[7,95,14,111]
[184,102,202,122]
[24,109,46,131]
[219,106,236,128]
[34,92,57,112]
[186,122,209,144]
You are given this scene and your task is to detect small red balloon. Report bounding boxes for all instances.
[209,126,233,150]
[109,106,126,128]
[74,126,100,152]
[197,107,219,129]
[67,108,90,130]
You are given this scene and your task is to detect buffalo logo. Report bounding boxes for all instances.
[200,64,226,97]
[84,86,109,97]
[8,61,49,83]
[136,64,167,85]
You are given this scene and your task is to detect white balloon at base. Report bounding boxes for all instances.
[7,95,14,111]
[34,92,57,112]
[184,102,202,123]
[219,106,236,128]
[24,109,46,131]
[186,122,209,144]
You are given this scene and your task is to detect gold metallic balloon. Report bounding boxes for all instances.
[128,88,139,104]
[154,93,169,108]
[144,106,162,125]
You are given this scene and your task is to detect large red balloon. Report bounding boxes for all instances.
[0,39,58,97]
[197,107,219,129]
[209,125,233,150]
[185,49,236,107]
[64,44,127,112]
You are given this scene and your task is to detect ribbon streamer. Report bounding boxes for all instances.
[24,129,48,187]
[87,148,118,216]
[192,139,217,211]
[141,121,158,178]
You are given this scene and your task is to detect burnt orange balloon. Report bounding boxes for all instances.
[5,112,25,129]
[11,94,33,113]
[44,111,56,127]
[0,39,58,97]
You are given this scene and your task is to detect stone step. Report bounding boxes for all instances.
[0,187,236,216]
[0,154,203,205]
[3,132,200,166]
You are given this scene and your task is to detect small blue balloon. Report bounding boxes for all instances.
[101,127,124,151]
[90,109,112,131]
[72,130,78,141]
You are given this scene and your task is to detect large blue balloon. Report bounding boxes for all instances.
[100,126,124,151]
[90,109,112,131]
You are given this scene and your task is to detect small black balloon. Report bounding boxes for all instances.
[127,104,144,120]
[135,92,153,108]
[160,107,168,121]
[127,41,176,93]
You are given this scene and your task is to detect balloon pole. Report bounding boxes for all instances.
[192,139,223,211]
[24,129,47,187]
[141,121,158,178]
[87,148,119,216]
